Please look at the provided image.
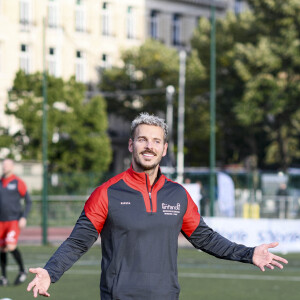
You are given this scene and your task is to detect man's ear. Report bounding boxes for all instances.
[128,138,133,153]
[162,142,168,157]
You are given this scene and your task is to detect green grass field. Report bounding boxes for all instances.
[2,245,299,300]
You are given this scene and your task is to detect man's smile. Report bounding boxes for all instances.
[141,151,156,157]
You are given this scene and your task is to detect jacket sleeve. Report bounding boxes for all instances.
[44,186,108,283]
[22,191,32,218]
[181,191,254,264]
[44,210,99,283]
[17,178,32,218]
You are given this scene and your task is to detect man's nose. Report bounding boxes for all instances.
[145,141,154,148]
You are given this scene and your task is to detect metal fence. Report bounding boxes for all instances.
[27,192,300,227]
[24,170,300,227]
[28,195,88,227]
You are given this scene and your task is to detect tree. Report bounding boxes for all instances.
[6,70,112,173]
[189,11,262,167]
[190,1,300,170]
[99,39,179,121]
[233,0,300,170]
[0,127,13,157]
[99,1,300,170]
[184,50,210,166]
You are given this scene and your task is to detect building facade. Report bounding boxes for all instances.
[0,0,145,134]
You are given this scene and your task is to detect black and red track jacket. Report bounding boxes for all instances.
[0,174,32,221]
[44,166,254,300]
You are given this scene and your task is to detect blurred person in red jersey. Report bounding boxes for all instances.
[0,159,32,286]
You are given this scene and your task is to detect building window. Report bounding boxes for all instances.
[76,50,82,58]
[195,16,200,27]
[48,47,59,77]
[19,0,31,25]
[235,0,245,14]
[75,0,86,32]
[102,2,112,36]
[172,14,181,46]
[150,10,158,40]
[75,50,86,82]
[101,53,111,69]
[48,0,59,28]
[102,53,107,67]
[20,44,30,74]
[126,6,135,39]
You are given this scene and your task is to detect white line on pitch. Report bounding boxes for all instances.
[179,272,300,282]
[61,270,300,282]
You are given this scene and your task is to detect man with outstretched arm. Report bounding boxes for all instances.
[27,113,288,299]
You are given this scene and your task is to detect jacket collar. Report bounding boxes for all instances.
[126,165,163,189]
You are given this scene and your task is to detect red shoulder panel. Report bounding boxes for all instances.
[181,190,200,237]
[17,177,27,197]
[84,172,125,233]
[84,186,108,234]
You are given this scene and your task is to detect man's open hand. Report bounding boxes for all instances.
[253,242,288,271]
[27,268,51,298]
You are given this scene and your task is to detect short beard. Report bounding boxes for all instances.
[132,149,162,172]
[135,160,159,171]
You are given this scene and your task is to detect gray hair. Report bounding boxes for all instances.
[131,112,168,142]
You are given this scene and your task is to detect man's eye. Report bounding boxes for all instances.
[138,138,146,142]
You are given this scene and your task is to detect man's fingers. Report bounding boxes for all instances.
[27,280,36,291]
[265,264,274,270]
[29,267,40,274]
[27,276,40,292]
[32,285,50,298]
[272,254,288,264]
[38,290,50,297]
[33,286,39,298]
[259,265,265,272]
[271,260,284,269]
[266,242,279,249]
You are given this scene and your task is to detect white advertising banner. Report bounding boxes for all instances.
[203,217,300,253]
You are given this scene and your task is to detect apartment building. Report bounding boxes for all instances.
[0,0,238,128]
[0,0,143,133]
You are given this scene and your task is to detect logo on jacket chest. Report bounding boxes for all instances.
[162,203,181,216]
[7,183,17,190]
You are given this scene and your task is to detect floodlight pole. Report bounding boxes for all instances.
[42,17,48,245]
[209,3,216,216]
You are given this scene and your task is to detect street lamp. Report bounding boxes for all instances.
[166,85,175,168]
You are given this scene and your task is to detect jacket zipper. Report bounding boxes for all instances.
[145,174,153,212]
[149,192,152,212]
